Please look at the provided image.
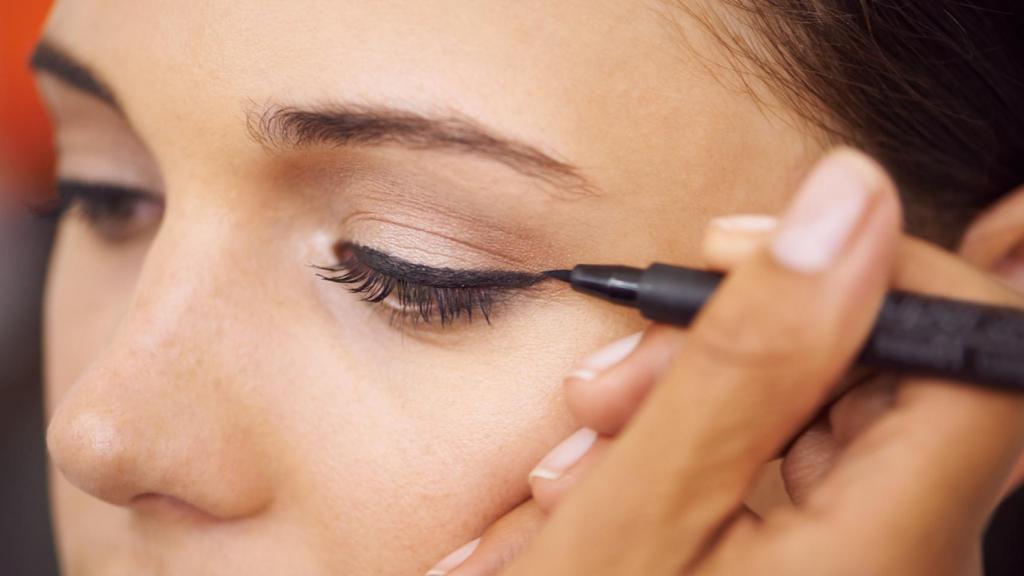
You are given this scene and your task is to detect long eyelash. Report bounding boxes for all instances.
[30,181,153,220]
[316,245,543,326]
[320,260,496,325]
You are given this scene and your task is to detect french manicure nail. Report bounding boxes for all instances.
[529,428,598,483]
[770,152,876,273]
[709,214,778,233]
[425,538,480,576]
[566,332,643,382]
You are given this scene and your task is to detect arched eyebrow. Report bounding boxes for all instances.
[29,40,120,111]
[248,105,594,193]
[28,39,595,195]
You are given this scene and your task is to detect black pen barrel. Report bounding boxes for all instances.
[562,262,1024,390]
[636,264,723,325]
[859,290,1024,390]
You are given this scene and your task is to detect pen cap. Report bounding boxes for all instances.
[638,264,723,326]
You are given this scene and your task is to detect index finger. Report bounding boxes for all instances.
[502,149,904,575]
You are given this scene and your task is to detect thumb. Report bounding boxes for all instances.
[427,500,545,576]
[504,148,903,575]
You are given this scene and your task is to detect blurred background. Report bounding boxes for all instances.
[2,1,60,574]
[0,2,1020,575]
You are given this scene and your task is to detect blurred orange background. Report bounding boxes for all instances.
[1,3,60,574]
[2,1,54,202]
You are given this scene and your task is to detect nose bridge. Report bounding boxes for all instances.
[47,218,276,519]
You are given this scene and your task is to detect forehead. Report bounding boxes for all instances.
[46,0,674,83]
[42,0,811,220]
[44,1,692,156]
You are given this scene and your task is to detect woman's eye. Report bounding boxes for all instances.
[317,258,501,328]
[56,180,164,243]
[315,243,545,329]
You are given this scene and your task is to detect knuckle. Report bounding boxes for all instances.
[828,375,896,442]
[689,301,822,373]
[564,377,621,432]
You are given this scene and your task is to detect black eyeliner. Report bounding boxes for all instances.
[316,243,547,326]
[336,243,547,289]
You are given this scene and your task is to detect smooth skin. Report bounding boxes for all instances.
[434,152,1024,575]
[40,2,815,574]
[34,1,1024,575]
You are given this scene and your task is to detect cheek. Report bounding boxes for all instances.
[287,366,569,571]
[43,210,642,573]
[285,308,628,571]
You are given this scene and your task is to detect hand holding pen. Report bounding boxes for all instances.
[424,150,1024,576]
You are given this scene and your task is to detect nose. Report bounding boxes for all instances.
[46,251,276,520]
[47,366,272,519]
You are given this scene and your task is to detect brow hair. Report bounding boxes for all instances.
[29,40,119,109]
[246,104,591,191]
[29,40,594,195]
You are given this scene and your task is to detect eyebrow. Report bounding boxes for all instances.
[248,105,591,191]
[29,40,120,110]
[28,40,592,193]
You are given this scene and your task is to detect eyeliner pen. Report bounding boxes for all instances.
[544,264,1024,391]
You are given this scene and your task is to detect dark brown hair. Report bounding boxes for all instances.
[677,1,1024,246]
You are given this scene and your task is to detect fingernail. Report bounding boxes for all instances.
[771,152,877,273]
[425,538,480,576]
[709,214,778,233]
[529,428,598,483]
[566,332,643,382]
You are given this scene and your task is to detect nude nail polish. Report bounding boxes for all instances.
[566,332,643,382]
[528,428,598,483]
[771,153,876,272]
[425,538,480,576]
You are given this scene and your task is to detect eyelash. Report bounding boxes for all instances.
[43,180,162,241]
[42,184,530,327]
[54,180,147,217]
[316,248,509,327]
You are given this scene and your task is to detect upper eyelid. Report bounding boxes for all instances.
[332,243,547,290]
[56,179,161,208]
[30,180,158,218]
[318,244,519,326]
[56,179,157,199]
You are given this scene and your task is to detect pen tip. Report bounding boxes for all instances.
[543,269,573,283]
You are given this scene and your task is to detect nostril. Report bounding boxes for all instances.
[47,409,134,506]
[130,493,221,523]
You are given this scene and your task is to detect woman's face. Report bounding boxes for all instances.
[39,1,819,573]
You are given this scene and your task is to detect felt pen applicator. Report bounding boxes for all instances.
[543,264,1024,391]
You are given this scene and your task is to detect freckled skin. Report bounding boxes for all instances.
[39,0,819,574]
